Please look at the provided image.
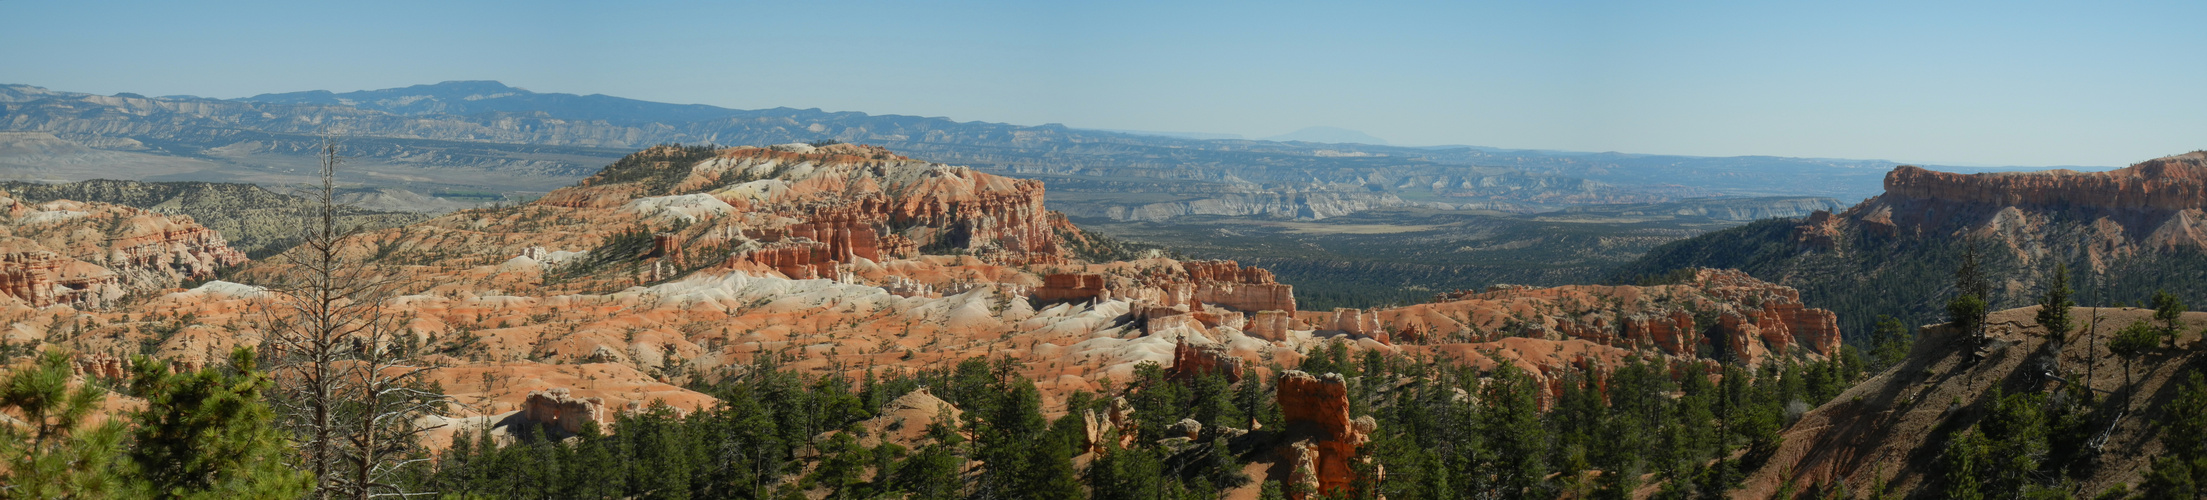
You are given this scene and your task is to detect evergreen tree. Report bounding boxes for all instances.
[972,379,1079,499]
[2038,263,2075,344]
[1478,363,1548,497]
[1980,389,2050,497]
[2142,373,2207,498]
[127,347,314,499]
[2110,320,2160,398]
[1868,315,1914,372]
[2152,289,2188,345]
[0,349,131,498]
[1087,441,1166,500]
[890,406,966,499]
[1940,428,1992,500]
[1950,243,1992,339]
[566,423,625,500]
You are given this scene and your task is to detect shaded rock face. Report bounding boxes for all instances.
[0,190,245,307]
[1276,370,1372,499]
[521,388,605,436]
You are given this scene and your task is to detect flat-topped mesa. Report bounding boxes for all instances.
[1884,152,2207,211]
[1794,151,2207,256]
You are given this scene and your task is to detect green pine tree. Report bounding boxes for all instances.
[1950,243,1992,339]
[2152,290,2188,345]
[1868,315,1914,373]
[2110,320,2161,398]
[2037,263,2075,343]
[2142,373,2207,498]
[1980,389,2050,497]
[1940,428,1992,500]
[890,406,966,499]
[127,347,314,499]
[0,349,131,498]
[1478,363,1548,498]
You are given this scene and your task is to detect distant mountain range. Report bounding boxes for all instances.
[1263,126,1390,145]
[0,80,2079,219]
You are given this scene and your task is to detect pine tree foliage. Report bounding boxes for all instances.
[127,347,313,499]
[0,349,131,498]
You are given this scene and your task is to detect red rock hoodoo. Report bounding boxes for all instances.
[1277,370,1375,499]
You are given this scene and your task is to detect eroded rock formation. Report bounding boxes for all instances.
[0,190,245,307]
[521,388,606,436]
[1277,370,1374,499]
[1166,337,1244,383]
[1033,273,1106,303]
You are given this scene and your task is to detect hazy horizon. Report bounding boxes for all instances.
[6,0,2203,167]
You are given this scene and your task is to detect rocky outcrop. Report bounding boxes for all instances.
[1277,370,1374,499]
[1326,308,1384,340]
[1082,397,1139,454]
[1033,273,1107,303]
[0,249,123,308]
[1248,310,1294,341]
[521,388,606,436]
[1166,338,1244,383]
[1136,260,1297,314]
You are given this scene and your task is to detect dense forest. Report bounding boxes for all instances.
[5,337,1881,499]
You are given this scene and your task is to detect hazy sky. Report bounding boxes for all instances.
[5,0,2203,166]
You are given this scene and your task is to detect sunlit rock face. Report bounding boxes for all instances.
[0,189,245,308]
[1799,152,2207,265]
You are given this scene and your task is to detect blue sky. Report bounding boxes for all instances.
[4,0,2203,166]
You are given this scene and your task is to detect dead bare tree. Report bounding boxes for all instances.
[259,133,447,500]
